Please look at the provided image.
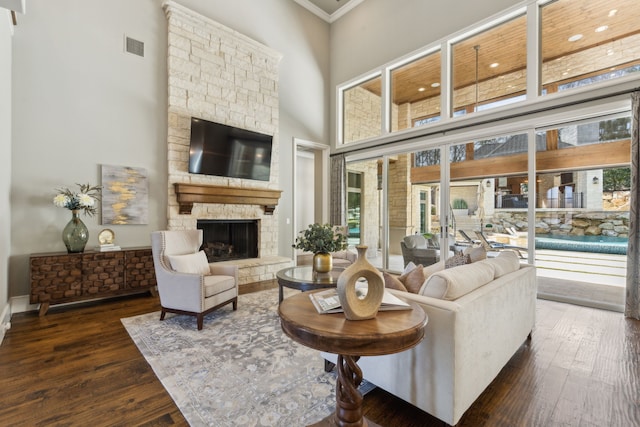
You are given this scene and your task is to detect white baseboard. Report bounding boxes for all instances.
[0,295,38,346]
[0,302,11,346]
[10,295,36,314]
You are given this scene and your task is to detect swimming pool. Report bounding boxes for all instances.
[535,234,628,255]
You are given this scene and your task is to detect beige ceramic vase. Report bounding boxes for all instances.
[336,245,384,320]
[313,252,333,274]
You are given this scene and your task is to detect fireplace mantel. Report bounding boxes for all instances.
[174,183,282,215]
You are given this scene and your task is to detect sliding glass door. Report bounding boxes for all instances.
[534,115,630,310]
[343,112,630,312]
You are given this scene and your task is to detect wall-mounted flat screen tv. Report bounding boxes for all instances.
[189,117,273,182]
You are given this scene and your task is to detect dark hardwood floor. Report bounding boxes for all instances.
[1,282,639,426]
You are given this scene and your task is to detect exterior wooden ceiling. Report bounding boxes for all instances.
[362,0,639,105]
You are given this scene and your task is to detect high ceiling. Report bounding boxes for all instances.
[297,1,639,111]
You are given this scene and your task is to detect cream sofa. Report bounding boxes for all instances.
[322,251,537,426]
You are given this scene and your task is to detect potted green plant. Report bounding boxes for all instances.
[452,199,469,217]
[293,223,347,273]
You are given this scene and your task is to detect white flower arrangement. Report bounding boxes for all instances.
[53,183,102,217]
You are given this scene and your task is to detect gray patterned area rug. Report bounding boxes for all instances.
[122,289,372,426]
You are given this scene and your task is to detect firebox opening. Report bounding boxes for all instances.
[197,219,259,262]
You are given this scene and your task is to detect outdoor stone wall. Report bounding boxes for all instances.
[163,2,290,284]
[388,154,411,229]
[489,208,630,238]
[344,86,382,143]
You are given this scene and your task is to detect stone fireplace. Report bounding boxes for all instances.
[163,2,292,285]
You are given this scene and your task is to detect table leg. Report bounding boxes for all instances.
[310,354,380,427]
[279,283,284,303]
[336,354,365,426]
[38,302,49,317]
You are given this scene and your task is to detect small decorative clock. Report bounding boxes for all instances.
[98,229,115,245]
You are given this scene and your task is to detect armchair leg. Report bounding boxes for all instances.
[197,314,204,330]
[160,309,166,321]
[232,298,238,311]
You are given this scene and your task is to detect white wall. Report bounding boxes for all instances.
[328,0,524,145]
[0,10,12,334]
[9,0,330,299]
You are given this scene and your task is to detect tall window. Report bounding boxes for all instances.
[419,191,427,233]
[535,116,631,208]
[347,171,363,243]
[390,50,442,130]
[337,0,640,144]
[451,14,527,115]
[541,0,640,96]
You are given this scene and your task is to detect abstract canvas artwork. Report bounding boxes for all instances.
[101,164,149,225]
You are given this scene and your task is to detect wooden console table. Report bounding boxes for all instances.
[29,247,157,316]
[278,291,427,426]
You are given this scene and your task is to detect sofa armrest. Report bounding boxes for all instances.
[386,288,461,311]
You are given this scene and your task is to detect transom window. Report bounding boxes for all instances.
[338,0,640,146]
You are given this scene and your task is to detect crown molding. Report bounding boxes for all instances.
[328,0,364,23]
[0,0,25,14]
[293,0,330,22]
[293,0,365,24]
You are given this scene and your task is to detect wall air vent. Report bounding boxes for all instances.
[125,36,144,57]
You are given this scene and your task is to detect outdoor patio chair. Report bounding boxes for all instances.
[474,231,527,259]
[458,230,481,246]
[400,241,438,267]
[400,235,438,267]
[506,226,520,237]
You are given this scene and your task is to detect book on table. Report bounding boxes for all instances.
[309,284,411,314]
[95,244,122,252]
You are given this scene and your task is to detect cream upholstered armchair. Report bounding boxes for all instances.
[151,230,238,330]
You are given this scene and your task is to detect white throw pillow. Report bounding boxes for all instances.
[167,251,210,275]
[420,261,495,300]
[417,263,445,296]
[480,250,520,278]
[422,261,444,278]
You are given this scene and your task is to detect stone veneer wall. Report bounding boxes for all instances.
[490,210,630,238]
[163,2,291,284]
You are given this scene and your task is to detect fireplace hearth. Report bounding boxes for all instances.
[197,219,259,262]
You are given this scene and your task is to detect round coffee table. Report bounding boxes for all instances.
[276,266,344,304]
[278,291,427,426]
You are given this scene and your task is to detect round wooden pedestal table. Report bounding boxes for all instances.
[278,291,427,427]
